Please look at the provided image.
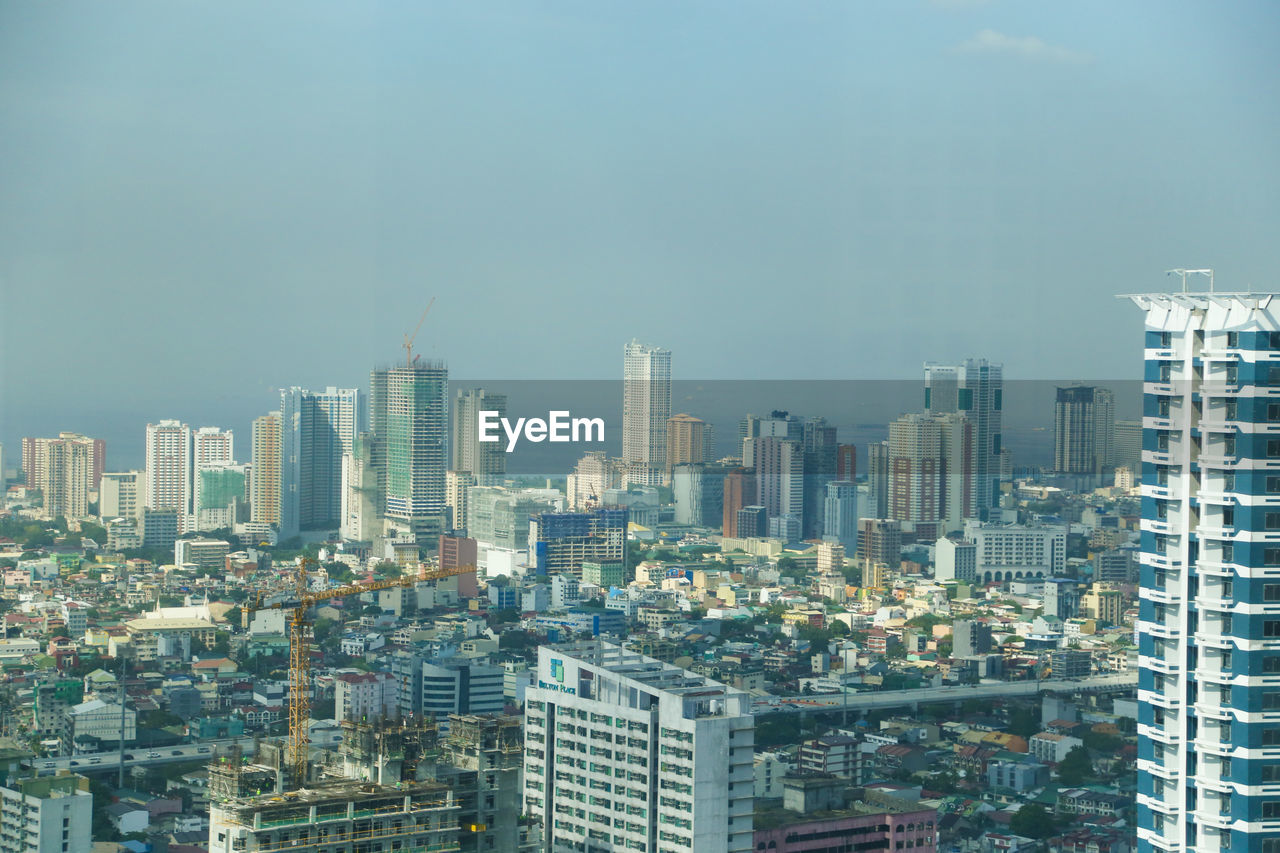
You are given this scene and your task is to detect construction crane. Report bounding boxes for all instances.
[403,296,436,366]
[242,557,475,785]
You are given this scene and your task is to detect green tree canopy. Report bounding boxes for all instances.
[1010,803,1056,839]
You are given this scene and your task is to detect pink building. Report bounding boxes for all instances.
[753,807,937,853]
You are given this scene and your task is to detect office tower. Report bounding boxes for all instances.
[736,505,768,538]
[924,359,1003,518]
[752,436,804,530]
[768,514,801,542]
[1126,291,1280,852]
[1054,385,1116,475]
[884,412,975,539]
[740,412,802,467]
[952,620,992,657]
[523,642,755,853]
[467,487,561,552]
[802,418,838,539]
[666,412,707,473]
[622,339,672,485]
[816,540,845,574]
[439,534,479,596]
[22,433,101,519]
[529,507,628,578]
[822,480,858,549]
[250,413,282,529]
[1113,418,1144,473]
[672,462,725,527]
[452,388,507,486]
[280,387,358,534]
[721,467,756,537]
[866,440,889,520]
[145,420,193,533]
[0,774,93,853]
[99,471,144,520]
[857,518,901,569]
[836,443,857,481]
[567,451,622,510]
[372,362,449,541]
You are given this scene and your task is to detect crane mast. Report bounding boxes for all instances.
[244,557,476,786]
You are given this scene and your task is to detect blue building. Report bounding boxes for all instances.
[533,608,626,638]
[1129,291,1280,852]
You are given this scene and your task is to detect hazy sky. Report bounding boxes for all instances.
[2,1,1279,459]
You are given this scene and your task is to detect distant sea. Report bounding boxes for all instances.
[5,379,1142,478]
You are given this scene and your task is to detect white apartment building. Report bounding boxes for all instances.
[622,340,672,486]
[99,471,144,521]
[333,671,398,722]
[524,642,754,853]
[0,774,93,853]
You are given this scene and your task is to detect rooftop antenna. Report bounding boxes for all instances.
[1165,269,1214,293]
[403,297,437,366]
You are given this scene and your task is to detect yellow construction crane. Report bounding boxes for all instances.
[242,558,475,785]
[403,296,436,366]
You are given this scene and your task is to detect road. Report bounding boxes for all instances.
[25,736,259,775]
[752,672,1137,716]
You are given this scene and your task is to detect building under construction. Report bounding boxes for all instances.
[208,715,528,853]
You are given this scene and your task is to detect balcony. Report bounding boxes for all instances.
[1146,381,1179,397]
[1145,415,1176,430]
[1198,453,1239,468]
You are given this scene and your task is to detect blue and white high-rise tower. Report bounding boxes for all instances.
[1129,290,1280,853]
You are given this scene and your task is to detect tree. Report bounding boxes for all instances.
[1006,707,1039,738]
[1057,745,1093,785]
[776,556,798,576]
[374,561,402,578]
[1009,803,1056,839]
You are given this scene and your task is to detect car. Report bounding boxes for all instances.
[172,750,182,755]
[69,761,79,766]
[88,758,101,764]
[146,752,160,759]
[196,746,211,753]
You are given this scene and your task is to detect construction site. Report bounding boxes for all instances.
[207,715,526,853]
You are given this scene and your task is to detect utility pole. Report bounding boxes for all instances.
[118,656,128,789]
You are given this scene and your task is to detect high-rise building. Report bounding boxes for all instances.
[1053,385,1116,475]
[250,412,282,530]
[822,480,858,549]
[1113,418,1143,473]
[280,387,359,534]
[145,420,193,533]
[340,432,379,542]
[672,462,725,527]
[802,418,838,539]
[1126,290,1280,852]
[22,433,101,519]
[523,642,755,853]
[0,774,93,853]
[622,339,672,485]
[751,436,804,530]
[99,471,144,521]
[721,467,755,538]
[452,388,507,486]
[924,359,1002,518]
[372,362,449,542]
[857,518,901,569]
[866,440,889,520]
[195,463,249,530]
[736,505,768,538]
[740,412,802,467]
[666,412,707,473]
[836,443,857,481]
[952,620,993,657]
[566,451,622,509]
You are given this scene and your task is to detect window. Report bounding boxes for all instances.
[1266,621,1280,638]
[1266,551,1280,567]
[1264,693,1280,711]
[1269,440,1280,458]
[1223,507,1235,526]
[1263,802,1280,819]
[1223,615,1233,633]
[1265,728,1280,746]
[1265,584,1280,602]
[1265,656,1280,674]
[1222,650,1232,670]
[1263,765,1280,783]
[1223,579,1233,599]
[1227,332,1239,348]
[1269,476,1280,493]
